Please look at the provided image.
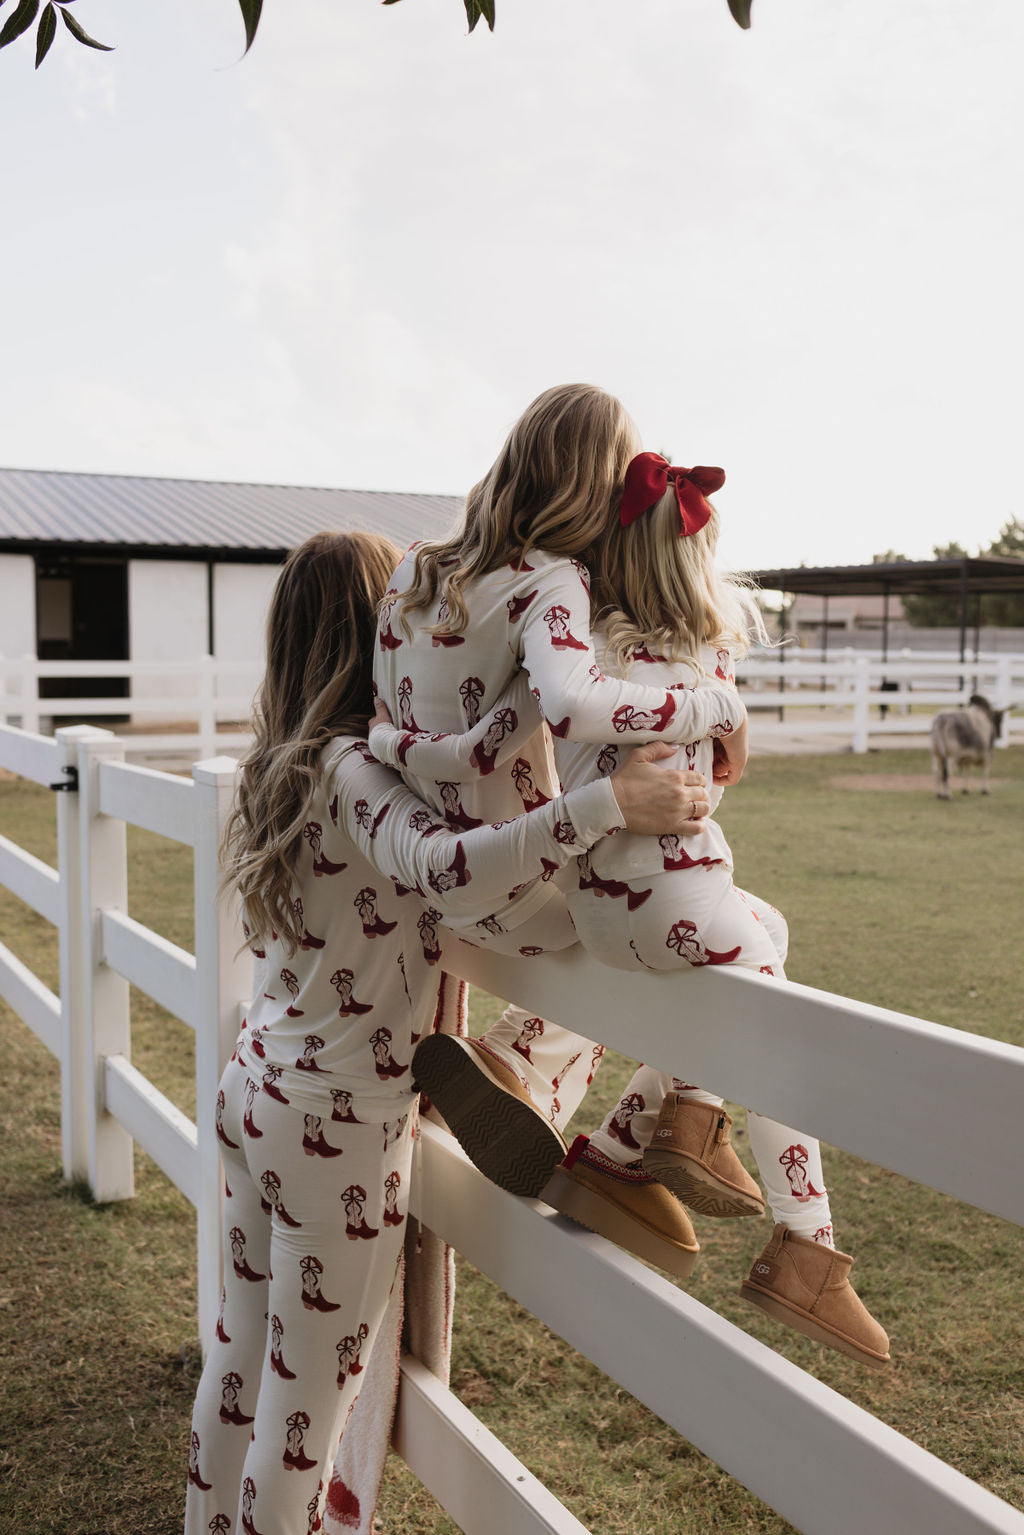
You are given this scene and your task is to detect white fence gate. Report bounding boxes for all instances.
[1,719,1023,1535]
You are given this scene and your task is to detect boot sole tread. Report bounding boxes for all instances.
[739,1280,890,1368]
[413,1034,565,1197]
[644,1152,765,1218]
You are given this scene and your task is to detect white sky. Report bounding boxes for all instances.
[1,0,1021,570]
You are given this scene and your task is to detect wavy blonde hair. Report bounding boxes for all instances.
[222,530,402,953]
[591,488,770,678]
[399,383,641,634]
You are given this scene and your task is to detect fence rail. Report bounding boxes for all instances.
[1,717,1023,1535]
[2,651,1022,757]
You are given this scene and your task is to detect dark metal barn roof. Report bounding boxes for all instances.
[752,557,1024,599]
[0,467,462,559]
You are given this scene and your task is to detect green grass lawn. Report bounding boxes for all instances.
[1,748,1023,1533]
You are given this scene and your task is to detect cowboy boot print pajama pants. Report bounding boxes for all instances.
[185,1053,414,1535]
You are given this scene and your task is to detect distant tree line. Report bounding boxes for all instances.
[874,518,1024,628]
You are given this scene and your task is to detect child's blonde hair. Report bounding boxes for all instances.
[400,383,641,634]
[222,530,403,952]
[591,487,770,678]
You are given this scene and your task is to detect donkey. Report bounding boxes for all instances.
[930,693,1004,799]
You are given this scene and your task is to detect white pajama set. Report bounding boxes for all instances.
[185,738,627,1535]
[372,551,834,1247]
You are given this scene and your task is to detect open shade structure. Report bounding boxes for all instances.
[750,556,1024,662]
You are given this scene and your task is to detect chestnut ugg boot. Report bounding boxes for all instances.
[543,1136,701,1278]
[412,1034,566,1197]
[642,1095,765,1218]
[740,1224,890,1368]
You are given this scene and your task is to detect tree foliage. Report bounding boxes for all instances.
[2,0,753,68]
[876,521,1024,629]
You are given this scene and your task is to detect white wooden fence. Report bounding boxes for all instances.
[2,650,1021,757]
[2,719,1024,1535]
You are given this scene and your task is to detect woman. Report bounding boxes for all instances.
[183,529,708,1535]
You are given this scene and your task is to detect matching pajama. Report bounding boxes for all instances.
[186,737,628,1534]
[372,562,834,1245]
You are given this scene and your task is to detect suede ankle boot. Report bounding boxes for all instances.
[740,1224,890,1368]
[543,1136,700,1278]
[412,1034,566,1197]
[642,1095,765,1218]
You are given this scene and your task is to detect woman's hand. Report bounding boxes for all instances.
[610,742,710,836]
[371,697,393,731]
[711,716,748,786]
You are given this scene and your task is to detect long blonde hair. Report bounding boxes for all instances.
[591,488,770,677]
[400,383,641,634]
[222,530,402,952]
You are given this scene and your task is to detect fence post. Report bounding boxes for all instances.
[75,729,135,1202]
[197,654,217,761]
[54,725,115,1184]
[852,657,870,753]
[192,756,251,1351]
[20,654,40,737]
[994,654,1012,748]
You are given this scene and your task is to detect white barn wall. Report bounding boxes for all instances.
[0,555,36,661]
[212,563,279,707]
[128,560,208,715]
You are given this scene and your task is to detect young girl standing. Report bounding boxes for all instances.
[372,393,889,1367]
[184,531,704,1535]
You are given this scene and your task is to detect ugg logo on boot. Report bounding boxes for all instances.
[656,1129,672,1138]
[753,1261,777,1280]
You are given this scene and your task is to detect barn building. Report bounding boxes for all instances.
[0,468,460,709]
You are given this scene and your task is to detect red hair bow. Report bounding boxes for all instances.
[619,452,725,536]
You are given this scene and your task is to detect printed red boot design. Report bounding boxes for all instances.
[230,1225,266,1283]
[369,1025,408,1080]
[296,1034,328,1073]
[459,675,485,724]
[511,756,552,808]
[241,1476,266,1535]
[302,820,347,876]
[261,1168,304,1224]
[281,969,304,1018]
[270,1313,296,1379]
[335,1321,370,1385]
[262,1064,290,1104]
[353,886,397,938]
[778,1144,825,1202]
[219,1370,256,1426]
[302,1115,344,1159]
[331,968,374,1017]
[577,851,653,912]
[512,1016,544,1063]
[607,1092,646,1151]
[543,602,588,650]
[612,694,675,733]
[242,1078,263,1139]
[215,1287,231,1344]
[216,1089,240,1148]
[187,1430,213,1490]
[300,1254,341,1312]
[341,1183,379,1240]
[283,1410,318,1472]
[665,919,741,966]
[428,840,471,895]
[382,1170,405,1226]
[469,706,518,774]
[330,1087,361,1123]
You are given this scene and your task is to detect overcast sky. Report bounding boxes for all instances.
[2,0,1021,571]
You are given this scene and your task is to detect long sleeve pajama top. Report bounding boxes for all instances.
[237,737,625,1123]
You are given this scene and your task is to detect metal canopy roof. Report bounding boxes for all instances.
[751,556,1024,598]
[0,467,462,559]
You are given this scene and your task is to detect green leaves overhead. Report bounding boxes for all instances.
[237,0,263,55]
[0,0,113,62]
[4,0,752,71]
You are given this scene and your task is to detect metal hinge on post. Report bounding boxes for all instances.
[49,765,79,793]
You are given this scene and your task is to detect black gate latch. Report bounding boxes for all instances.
[49,766,79,793]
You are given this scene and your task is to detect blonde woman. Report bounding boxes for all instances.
[373,409,890,1368]
[184,530,705,1535]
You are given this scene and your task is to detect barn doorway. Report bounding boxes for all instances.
[36,555,129,711]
